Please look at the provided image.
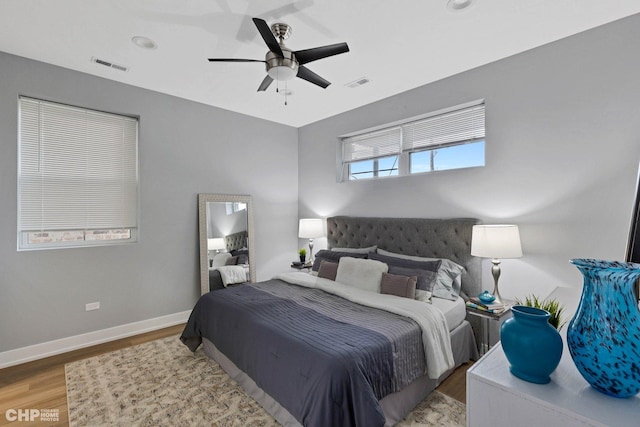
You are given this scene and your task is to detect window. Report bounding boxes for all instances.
[225,202,247,215]
[18,97,138,250]
[341,102,485,181]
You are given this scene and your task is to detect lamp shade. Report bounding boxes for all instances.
[208,237,226,251]
[298,218,324,239]
[471,225,523,259]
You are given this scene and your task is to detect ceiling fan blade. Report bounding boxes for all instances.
[208,58,266,63]
[257,75,274,92]
[252,17,284,57]
[293,42,349,65]
[296,65,330,89]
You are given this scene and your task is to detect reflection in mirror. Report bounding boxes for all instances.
[198,194,255,295]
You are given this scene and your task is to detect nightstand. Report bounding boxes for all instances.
[290,262,312,271]
[466,302,512,355]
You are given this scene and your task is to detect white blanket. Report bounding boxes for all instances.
[217,265,247,286]
[273,272,455,379]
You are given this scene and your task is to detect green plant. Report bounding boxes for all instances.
[298,248,307,256]
[515,294,567,331]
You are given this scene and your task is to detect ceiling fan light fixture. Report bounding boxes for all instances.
[447,0,475,11]
[268,65,297,81]
[265,49,298,81]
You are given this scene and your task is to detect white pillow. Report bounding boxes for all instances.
[335,257,388,293]
[212,252,232,267]
[376,248,464,300]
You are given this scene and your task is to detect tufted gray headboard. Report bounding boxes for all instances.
[225,230,248,252]
[326,216,481,299]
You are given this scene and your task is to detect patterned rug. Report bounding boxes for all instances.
[66,335,466,426]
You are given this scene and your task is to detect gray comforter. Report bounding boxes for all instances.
[181,279,426,427]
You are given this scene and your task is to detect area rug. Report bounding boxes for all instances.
[66,335,466,426]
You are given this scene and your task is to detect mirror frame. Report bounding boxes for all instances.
[198,193,255,295]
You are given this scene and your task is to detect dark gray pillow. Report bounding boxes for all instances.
[231,249,249,264]
[368,252,441,291]
[380,272,417,299]
[387,265,438,292]
[312,249,367,271]
[317,260,338,281]
[225,255,239,265]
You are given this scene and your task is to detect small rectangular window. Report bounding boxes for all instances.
[349,155,399,180]
[340,101,485,181]
[410,140,485,173]
[18,97,139,250]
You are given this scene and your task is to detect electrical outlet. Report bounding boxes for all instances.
[85,302,100,311]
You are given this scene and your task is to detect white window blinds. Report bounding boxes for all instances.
[18,97,138,246]
[402,104,485,151]
[342,127,402,163]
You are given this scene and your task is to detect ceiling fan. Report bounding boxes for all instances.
[208,18,349,92]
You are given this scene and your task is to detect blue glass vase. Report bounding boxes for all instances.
[568,259,640,398]
[500,305,563,384]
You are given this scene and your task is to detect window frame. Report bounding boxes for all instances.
[17,96,139,251]
[340,100,485,182]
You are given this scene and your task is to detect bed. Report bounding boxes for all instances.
[182,216,480,426]
[208,230,250,291]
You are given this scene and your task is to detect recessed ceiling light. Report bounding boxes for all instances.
[447,0,475,11]
[131,36,157,50]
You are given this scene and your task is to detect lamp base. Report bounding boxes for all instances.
[491,258,504,305]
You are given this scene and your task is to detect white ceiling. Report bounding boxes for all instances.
[1,1,639,127]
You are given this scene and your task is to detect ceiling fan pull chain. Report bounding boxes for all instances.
[285,81,288,106]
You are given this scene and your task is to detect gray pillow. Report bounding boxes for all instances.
[312,249,367,271]
[380,272,417,299]
[368,252,441,291]
[225,256,239,265]
[387,265,438,292]
[317,260,338,281]
[330,245,377,254]
[376,249,464,300]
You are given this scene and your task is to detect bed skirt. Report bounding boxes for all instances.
[202,319,477,426]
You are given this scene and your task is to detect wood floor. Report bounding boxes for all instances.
[0,325,472,426]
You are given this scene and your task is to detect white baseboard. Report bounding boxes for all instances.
[0,310,191,369]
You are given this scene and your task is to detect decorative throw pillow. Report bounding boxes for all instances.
[387,265,438,293]
[225,256,239,265]
[311,249,367,271]
[380,272,417,299]
[376,249,464,300]
[335,257,388,293]
[368,252,441,292]
[317,260,338,281]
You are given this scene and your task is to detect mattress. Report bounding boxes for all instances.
[182,276,461,427]
[431,296,466,331]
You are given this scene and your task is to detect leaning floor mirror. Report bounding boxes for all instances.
[198,193,255,295]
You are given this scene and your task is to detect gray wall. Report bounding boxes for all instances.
[0,52,298,352]
[298,14,640,301]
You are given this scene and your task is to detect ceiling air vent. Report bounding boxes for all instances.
[345,77,370,88]
[91,57,128,72]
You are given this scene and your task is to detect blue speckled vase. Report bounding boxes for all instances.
[500,305,563,384]
[568,259,640,398]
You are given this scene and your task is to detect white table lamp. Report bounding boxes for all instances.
[471,224,523,304]
[208,237,226,252]
[298,218,324,262]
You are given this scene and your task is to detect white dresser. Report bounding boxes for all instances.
[466,287,640,427]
